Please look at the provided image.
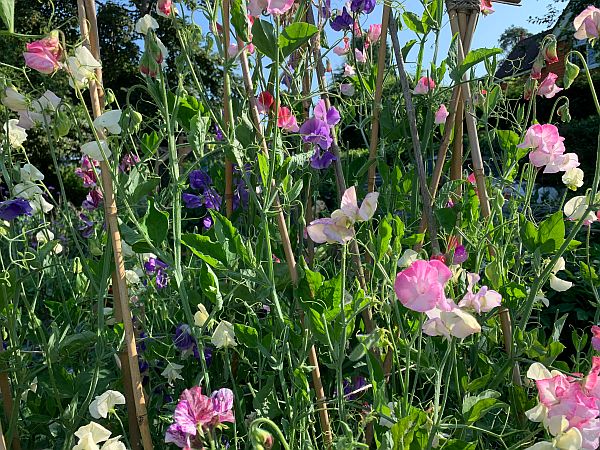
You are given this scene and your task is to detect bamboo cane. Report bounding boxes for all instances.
[235,38,333,447]
[223,0,234,218]
[367,3,391,194]
[0,336,19,450]
[76,1,154,447]
[0,418,6,450]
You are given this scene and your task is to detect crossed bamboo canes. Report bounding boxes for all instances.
[76,1,153,448]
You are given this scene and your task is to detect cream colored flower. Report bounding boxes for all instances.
[135,14,159,35]
[89,390,125,419]
[549,257,573,292]
[1,86,27,111]
[211,320,237,348]
[161,362,184,384]
[562,168,584,191]
[67,46,102,89]
[397,249,419,268]
[564,195,596,224]
[4,119,27,148]
[93,110,122,135]
[21,163,45,182]
[81,140,111,161]
[194,303,210,327]
[74,422,112,444]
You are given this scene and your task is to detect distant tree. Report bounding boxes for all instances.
[498,26,533,54]
[528,0,587,27]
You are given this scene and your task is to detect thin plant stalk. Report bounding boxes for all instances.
[222,0,234,217]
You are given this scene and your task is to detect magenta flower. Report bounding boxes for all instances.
[164,386,234,448]
[518,124,579,173]
[23,35,61,74]
[82,188,103,210]
[593,326,600,352]
[394,260,452,312]
[75,155,99,188]
[414,76,435,95]
[277,106,300,132]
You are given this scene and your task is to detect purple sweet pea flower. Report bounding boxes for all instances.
[144,257,168,273]
[453,245,468,264]
[119,153,140,173]
[331,7,354,31]
[310,148,336,169]
[203,188,222,210]
[82,189,103,210]
[78,213,94,238]
[174,324,196,352]
[156,268,169,289]
[202,216,213,229]
[182,193,203,209]
[190,170,212,191]
[314,99,340,127]
[300,118,333,150]
[0,198,32,221]
[321,0,331,19]
[351,0,375,14]
[214,125,224,141]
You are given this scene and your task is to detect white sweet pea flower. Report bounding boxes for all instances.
[89,390,126,419]
[397,249,419,268]
[35,229,62,253]
[67,46,102,89]
[73,432,100,450]
[440,308,481,339]
[30,195,54,214]
[74,422,112,444]
[562,168,584,191]
[135,14,159,35]
[100,437,126,450]
[125,269,140,285]
[93,110,122,135]
[1,86,28,111]
[161,362,184,384]
[211,320,237,348]
[20,163,44,182]
[564,195,597,224]
[549,257,573,292]
[13,181,42,199]
[194,303,210,327]
[81,140,111,161]
[4,119,27,148]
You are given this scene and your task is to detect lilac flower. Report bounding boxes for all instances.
[211,389,235,424]
[214,125,224,141]
[74,155,98,187]
[202,216,213,229]
[453,245,468,264]
[310,148,336,169]
[314,100,340,127]
[144,257,168,273]
[182,193,203,209]
[351,0,375,14]
[300,118,333,150]
[82,188,103,210]
[173,324,196,353]
[0,198,32,220]
[203,188,222,210]
[119,153,140,173]
[189,170,212,191]
[331,7,354,31]
[156,268,169,289]
[78,213,94,238]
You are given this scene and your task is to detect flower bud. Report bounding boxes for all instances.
[523,78,538,101]
[250,428,274,450]
[563,59,580,89]
[531,55,545,80]
[557,103,571,123]
[55,110,71,137]
[543,36,559,65]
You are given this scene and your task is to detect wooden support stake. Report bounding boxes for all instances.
[223,0,234,218]
[0,336,19,450]
[235,38,333,448]
[367,3,391,193]
[76,1,154,447]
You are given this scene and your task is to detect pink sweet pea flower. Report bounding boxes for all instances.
[574,6,600,41]
[394,259,452,312]
[435,104,449,124]
[353,21,362,35]
[227,44,239,58]
[156,0,174,17]
[467,172,476,185]
[480,0,494,15]
[266,0,294,15]
[414,76,435,95]
[457,273,502,314]
[592,326,600,352]
[340,83,355,96]
[257,91,274,114]
[355,48,367,63]
[334,37,350,56]
[344,64,356,76]
[277,106,299,132]
[538,72,563,99]
[248,0,267,16]
[367,24,382,43]
[23,36,61,74]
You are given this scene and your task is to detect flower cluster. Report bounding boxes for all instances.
[164,386,234,449]
[525,359,600,450]
[144,255,169,289]
[14,163,54,214]
[394,261,501,339]
[518,124,579,174]
[306,186,378,244]
[72,421,125,450]
[299,99,340,169]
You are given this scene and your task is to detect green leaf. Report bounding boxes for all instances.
[257,153,270,189]
[230,0,248,42]
[0,0,14,32]
[462,390,506,423]
[580,261,600,286]
[143,199,169,248]
[520,216,538,253]
[182,233,228,269]
[210,210,253,268]
[234,324,259,348]
[130,178,160,205]
[451,47,502,82]
[390,407,428,449]
[564,59,580,89]
[376,218,393,262]
[140,131,161,156]
[401,39,417,60]
[278,22,318,58]
[537,211,565,253]
[402,12,425,34]
[251,19,277,59]
[442,440,477,450]
[178,95,205,132]
[199,263,222,309]
[189,114,210,154]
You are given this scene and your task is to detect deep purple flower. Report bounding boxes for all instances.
[190,170,212,191]
[144,257,168,273]
[204,346,213,366]
[182,193,203,209]
[0,198,32,221]
[119,153,140,173]
[202,216,213,229]
[300,118,333,150]
[321,0,331,19]
[331,7,354,31]
[82,188,103,210]
[453,245,468,264]
[350,0,375,14]
[174,324,196,352]
[203,187,222,210]
[137,331,148,353]
[310,148,336,169]
[156,268,169,289]
[78,213,94,238]
[215,125,224,142]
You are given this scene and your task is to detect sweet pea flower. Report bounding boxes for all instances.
[277,106,299,132]
[414,76,435,95]
[248,0,294,16]
[310,149,336,170]
[194,304,210,327]
[1,87,28,111]
[74,422,112,445]
[81,140,111,161]
[573,6,600,41]
[518,124,579,174]
[543,37,559,64]
[314,99,340,126]
[340,83,355,96]
[156,0,174,17]
[394,259,453,312]
[355,48,367,63]
[0,198,32,221]
[562,168,584,191]
[300,118,333,150]
[135,14,159,35]
[23,35,61,74]
[344,64,356,76]
[331,7,354,31]
[458,273,502,313]
[334,37,350,56]
[161,362,184,384]
[564,195,597,224]
[257,91,274,114]
[211,320,237,348]
[93,109,122,135]
[367,24,382,43]
[4,119,27,148]
[89,390,126,419]
[538,73,563,99]
[435,104,449,124]
[592,326,600,352]
[66,46,102,89]
[350,0,375,14]
[480,0,494,15]
[549,257,573,292]
[422,306,481,339]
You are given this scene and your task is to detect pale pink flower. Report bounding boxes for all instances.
[458,273,502,314]
[277,106,299,132]
[355,48,366,63]
[249,0,293,16]
[248,0,267,16]
[518,124,578,173]
[344,64,355,76]
[434,104,449,124]
[333,37,350,56]
[23,36,61,74]
[538,72,563,99]
[394,260,452,312]
[480,0,494,15]
[340,83,355,96]
[156,0,174,17]
[574,6,600,41]
[227,44,239,58]
[367,24,382,43]
[414,76,435,95]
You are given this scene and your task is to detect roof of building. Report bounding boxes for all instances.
[494,31,548,79]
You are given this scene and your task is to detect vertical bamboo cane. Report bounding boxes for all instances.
[223,0,234,218]
[0,336,19,450]
[235,38,333,447]
[367,3,391,194]
[0,418,6,450]
[76,1,154,447]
